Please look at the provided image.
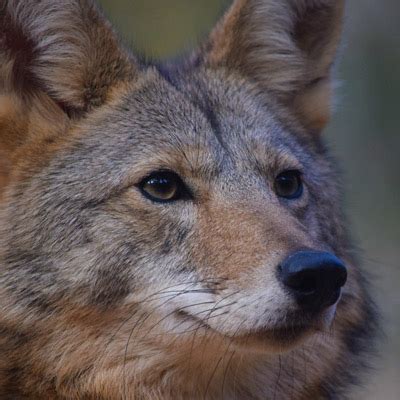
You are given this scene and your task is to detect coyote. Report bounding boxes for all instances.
[0,0,378,399]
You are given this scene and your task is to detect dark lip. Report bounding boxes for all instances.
[232,324,314,345]
[176,309,215,332]
[176,310,316,344]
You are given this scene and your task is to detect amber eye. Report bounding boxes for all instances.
[274,170,303,199]
[139,171,187,203]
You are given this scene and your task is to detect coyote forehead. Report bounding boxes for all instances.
[0,1,378,399]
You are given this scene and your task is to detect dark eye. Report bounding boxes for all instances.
[139,171,188,203]
[274,170,303,199]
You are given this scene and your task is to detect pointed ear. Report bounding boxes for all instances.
[0,0,137,115]
[205,0,345,132]
[0,0,138,194]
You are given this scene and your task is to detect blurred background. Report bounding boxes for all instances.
[99,1,399,398]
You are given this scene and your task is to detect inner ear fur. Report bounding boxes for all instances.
[205,0,345,132]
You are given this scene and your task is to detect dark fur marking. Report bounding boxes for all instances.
[157,63,228,153]
[0,10,37,92]
[0,326,30,348]
[161,224,190,255]
[89,243,138,307]
[175,226,190,246]
[200,99,228,152]
[91,271,131,307]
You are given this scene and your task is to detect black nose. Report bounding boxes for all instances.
[279,251,347,310]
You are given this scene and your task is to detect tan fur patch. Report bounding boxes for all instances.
[195,200,312,280]
[293,79,333,131]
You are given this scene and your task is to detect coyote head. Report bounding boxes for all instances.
[0,1,377,399]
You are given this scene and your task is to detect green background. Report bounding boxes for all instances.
[99,1,400,398]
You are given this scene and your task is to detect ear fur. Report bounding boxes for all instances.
[0,0,138,193]
[0,0,137,115]
[205,0,345,132]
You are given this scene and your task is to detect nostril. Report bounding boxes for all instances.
[284,269,318,294]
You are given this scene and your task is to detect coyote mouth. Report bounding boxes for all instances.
[238,305,339,346]
[236,324,313,345]
[177,304,337,350]
[176,311,314,345]
[175,309,215,332]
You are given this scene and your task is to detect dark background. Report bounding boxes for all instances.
[99,1,400,398]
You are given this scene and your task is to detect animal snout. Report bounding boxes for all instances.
[278,251,347,310]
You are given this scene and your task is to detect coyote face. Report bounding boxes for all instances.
[0,1,377,399]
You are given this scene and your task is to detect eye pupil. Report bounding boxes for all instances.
[275,170,303,199]
[140,171,184,202]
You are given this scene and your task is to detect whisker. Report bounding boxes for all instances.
[204,319,246,399]
[143,300,215,336]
